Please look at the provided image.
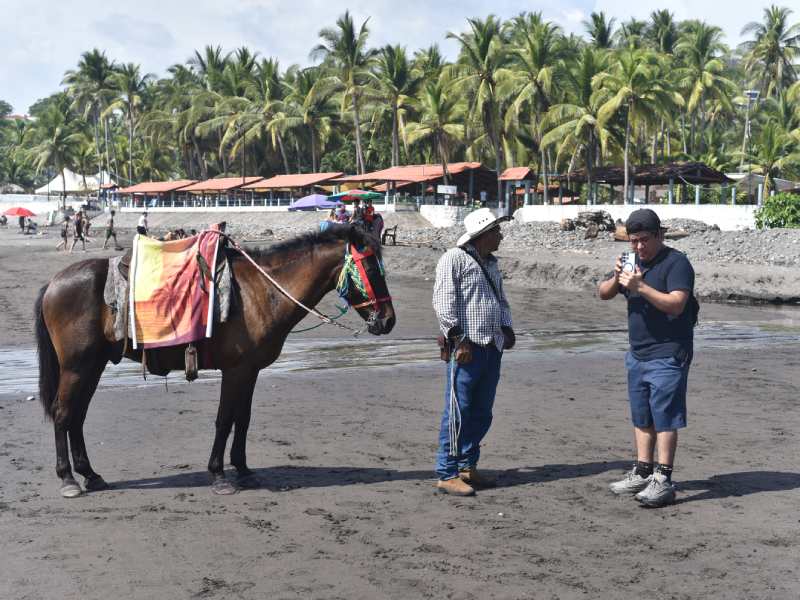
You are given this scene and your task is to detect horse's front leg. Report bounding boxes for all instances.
[230,366,260,489]
[208,365,257,495]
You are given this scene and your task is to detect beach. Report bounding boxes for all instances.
[1,221,799,599]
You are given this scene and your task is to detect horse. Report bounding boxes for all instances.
[35,224,396,497]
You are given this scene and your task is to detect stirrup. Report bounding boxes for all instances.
[185,344,198,381]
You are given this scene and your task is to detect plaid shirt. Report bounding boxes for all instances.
[432,245,512,350]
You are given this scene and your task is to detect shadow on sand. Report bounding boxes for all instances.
[676,471,800,504]
[108,460,629,493]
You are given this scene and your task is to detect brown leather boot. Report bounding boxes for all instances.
[436,477,476,496]
[459,468,496,490]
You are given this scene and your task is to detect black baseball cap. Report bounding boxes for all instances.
[625,208,661,234]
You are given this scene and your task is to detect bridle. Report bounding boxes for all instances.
[336,243,392,312]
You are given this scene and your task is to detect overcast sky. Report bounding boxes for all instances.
[0,0,787,114]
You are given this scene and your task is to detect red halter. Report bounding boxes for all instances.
[347,244,392,310]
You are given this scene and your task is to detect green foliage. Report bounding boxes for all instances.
[754,192,800,228]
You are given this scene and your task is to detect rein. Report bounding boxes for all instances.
[202,230,381,336]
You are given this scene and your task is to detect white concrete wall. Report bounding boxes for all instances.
[420,205,473,227]
[119,204,397,214]
[514,204,759,231]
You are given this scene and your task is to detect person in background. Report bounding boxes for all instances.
[334,202,349,223]
[598,208,697,508]
[350,198,364,226]
[137,212,148,236]
[102,209,123,250]
[69,211,86,252]
[56,216,70,251]
[432,208,515,496]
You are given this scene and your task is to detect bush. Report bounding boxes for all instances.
[754,193,800,229]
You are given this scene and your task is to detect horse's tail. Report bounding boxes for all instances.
[35,285,59,420]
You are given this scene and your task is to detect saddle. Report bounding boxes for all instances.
[103,224,233,381]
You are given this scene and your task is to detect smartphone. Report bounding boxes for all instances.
[621,252,637,273]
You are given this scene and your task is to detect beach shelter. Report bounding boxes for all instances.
[34,169,116,195]
[2,207,36,217]
[289,194,337,211]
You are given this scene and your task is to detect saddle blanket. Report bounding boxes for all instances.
[129,230,221,349]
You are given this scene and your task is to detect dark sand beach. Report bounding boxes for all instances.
[1,225,799,599]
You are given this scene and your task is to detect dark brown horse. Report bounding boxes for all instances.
[35,224,395,497]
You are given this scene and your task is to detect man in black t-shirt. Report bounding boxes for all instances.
[598,208,696,507]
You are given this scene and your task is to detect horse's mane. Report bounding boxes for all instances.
[232,224,382,261]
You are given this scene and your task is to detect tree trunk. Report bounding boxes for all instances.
[128,114,134,184]
[294,137,302,173]
[541,147,549,204]
[624,105,631,204]
[352,91,366,175]
[585,134,593,205]
[310,127,318,173]
[276,132,290,174]
[391,101,400,167]
[103,118,111,180]
[680,112,687,155]
[92,111,102,183]
[60,170,67,211]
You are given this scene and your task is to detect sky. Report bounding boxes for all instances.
[0,0,787,115]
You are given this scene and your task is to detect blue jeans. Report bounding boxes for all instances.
[435,345,502,480]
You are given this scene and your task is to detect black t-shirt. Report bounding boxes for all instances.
[623,246,695,361]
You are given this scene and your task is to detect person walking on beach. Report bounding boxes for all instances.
[137,212,148,236]
[432,208,515,496]
[69,211,86,252]
[56,215,70,251]
[102,209,123,250]
[598,208,697,508]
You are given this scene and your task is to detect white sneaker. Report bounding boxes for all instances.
[609,468,652,495]
[635,472,676,507]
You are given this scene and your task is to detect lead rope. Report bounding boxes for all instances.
[205,230,369,337]
[448,335,465,457]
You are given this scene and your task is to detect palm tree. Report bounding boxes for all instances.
[502,19,566,203]
[311,11,375,174]
[62,49,117,184]
[648,10,679,54]
[372,45,418,166]
[413,45,446,82]
[740,6,800,98]
[280,66,335,173]
[448,15,507,203]
[405,76,464,185]
[616,18,649,49]
[584,12,616,49]
[26,95,84,208]
[104,63,154,183]
[595,49,682,202]
[743,120,800,195]
[189,45,230,92]
[542,47,614,203]
[675,22,736,155]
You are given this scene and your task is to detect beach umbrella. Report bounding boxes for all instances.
[331,190,383,202]
[289,194,337,211]
[2,207,36,217]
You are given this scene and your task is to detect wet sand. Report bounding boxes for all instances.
[1,228,800,599]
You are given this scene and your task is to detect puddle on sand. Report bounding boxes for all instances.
[0,322,797,395]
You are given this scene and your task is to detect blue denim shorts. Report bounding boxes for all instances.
[625,351,691,431]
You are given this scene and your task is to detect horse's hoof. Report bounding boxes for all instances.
[60,480,83,498]
[236,473,261,489]
[211,478,238,495]
[85,475,110,492]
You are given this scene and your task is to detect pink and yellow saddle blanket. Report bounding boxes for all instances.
[129,228,223,349]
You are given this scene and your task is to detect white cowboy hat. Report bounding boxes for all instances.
[457,208,511,247]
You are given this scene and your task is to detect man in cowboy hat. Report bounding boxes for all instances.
[432,208,516,496]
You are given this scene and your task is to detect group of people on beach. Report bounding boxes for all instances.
[56,209,124,252]
[324,198,383,236]
[434,207,696,508]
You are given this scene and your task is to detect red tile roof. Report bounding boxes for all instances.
[499,167,535,181]
[240,172,343,190]
[338,163,487,183]
[117,180,197,194]
[180,177,264,192]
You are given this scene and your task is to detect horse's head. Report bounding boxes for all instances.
[337,234,395,336]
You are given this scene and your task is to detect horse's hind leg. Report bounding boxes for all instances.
[54,363,105,497]
[69,362,109,492]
